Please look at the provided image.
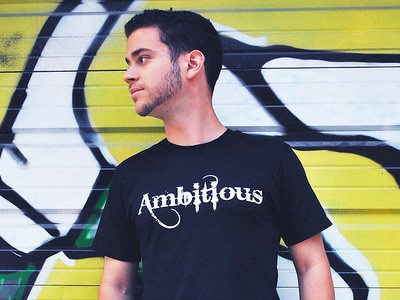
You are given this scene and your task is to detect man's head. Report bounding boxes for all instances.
[124,9,223,93]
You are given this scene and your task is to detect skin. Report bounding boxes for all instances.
[123,26,226,145]
[290,234,335,300]
[98,257,138,299]
[99,26,335,299]
[123,29,183,117]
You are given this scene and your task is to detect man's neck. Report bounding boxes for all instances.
[163,106,227,146]
[152,77,226,146]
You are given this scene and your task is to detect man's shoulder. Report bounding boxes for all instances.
[115,138,167,172]
[231,130,291,151]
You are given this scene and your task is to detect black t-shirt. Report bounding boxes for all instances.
[94,129,331,299]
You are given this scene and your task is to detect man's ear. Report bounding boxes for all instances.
[186,50,205,80]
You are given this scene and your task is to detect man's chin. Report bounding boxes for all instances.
[136,110,150,117]
[135,99,165,118]
[134,103,152,117]
[135,106,156,117]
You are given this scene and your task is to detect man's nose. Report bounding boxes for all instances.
[123,66,138,84]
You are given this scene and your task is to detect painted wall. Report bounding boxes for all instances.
[0,1,399,299]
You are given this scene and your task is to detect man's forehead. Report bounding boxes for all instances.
[126,27,168,56]
[127,26,161,43]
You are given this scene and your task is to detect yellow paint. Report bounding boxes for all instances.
[141,0,400,10]
[85,14,165,162]
[0,1,57,120]
[296,149,400,295]
[37,257,103,300]
[0,15,52,121]
[142,1,400,53]
[0,2,57,14]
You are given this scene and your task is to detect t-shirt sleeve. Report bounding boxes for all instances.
[278,145,332,246]
[93,168,141,262]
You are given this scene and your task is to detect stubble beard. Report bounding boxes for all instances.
[137,60,183,117]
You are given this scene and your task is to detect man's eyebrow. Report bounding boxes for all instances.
[125,48,155,65]
[130,47,153,58]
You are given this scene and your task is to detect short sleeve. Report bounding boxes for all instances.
[93,169,141,262]
[278,145,331,246]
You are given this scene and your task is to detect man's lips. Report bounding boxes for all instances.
[129,86,144,99]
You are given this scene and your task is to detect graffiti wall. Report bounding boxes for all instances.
[0,1,399,299]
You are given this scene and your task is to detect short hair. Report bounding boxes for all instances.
[124,9,223,93]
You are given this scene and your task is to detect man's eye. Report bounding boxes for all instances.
[139,56,149,63]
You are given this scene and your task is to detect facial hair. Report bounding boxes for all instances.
[138,59,183,117]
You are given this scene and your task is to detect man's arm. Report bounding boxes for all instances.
[99,256,138,300]
[289,233,334,300]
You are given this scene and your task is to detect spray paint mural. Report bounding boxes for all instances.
[0,1,399,299]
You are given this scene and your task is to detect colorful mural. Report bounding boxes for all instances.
[0,1,399,299]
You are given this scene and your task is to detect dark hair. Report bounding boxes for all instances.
[124,9,223,93]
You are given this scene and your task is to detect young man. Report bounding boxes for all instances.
[94,9,334,299]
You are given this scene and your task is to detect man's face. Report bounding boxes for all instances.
[124,27,183,117]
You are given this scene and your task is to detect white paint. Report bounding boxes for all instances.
[323,213,380,300]
[262,58,400,149]
[277,254,353,299]
[213,22,268,46]
[214,69,281,132]
[0,197,52,253]
[0,2,107,251]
